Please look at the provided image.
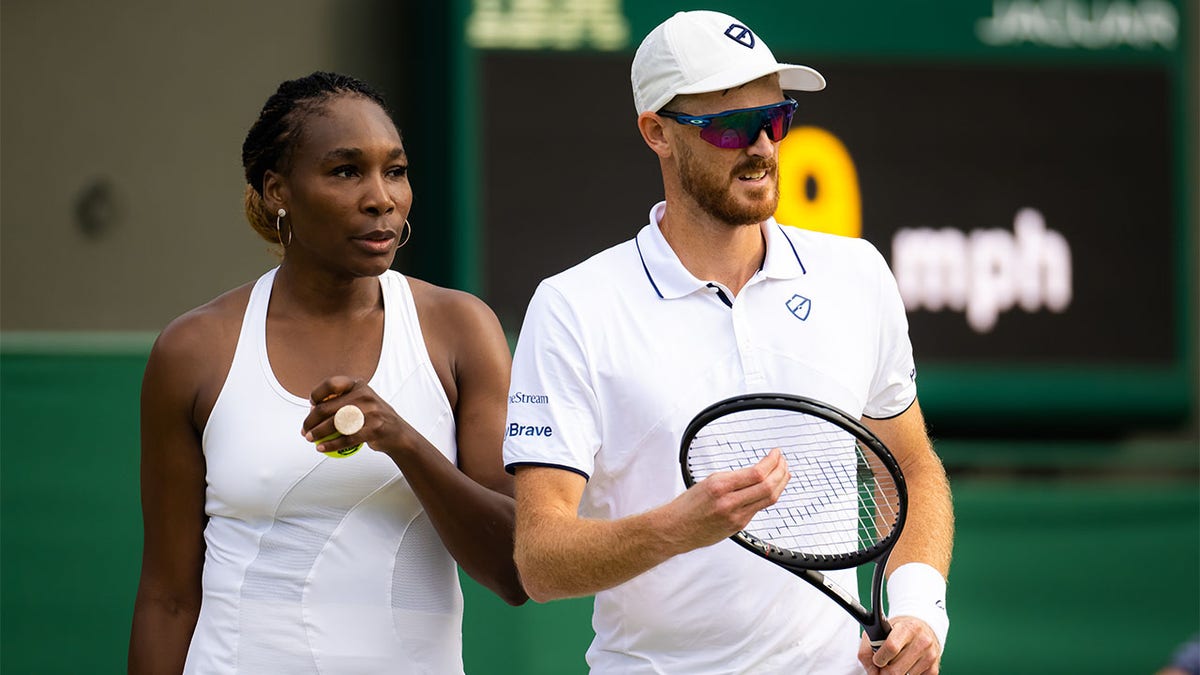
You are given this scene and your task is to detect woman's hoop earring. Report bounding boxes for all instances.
[398,219,412,248]
[276,208,292,246]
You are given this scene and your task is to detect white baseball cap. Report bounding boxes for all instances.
[632,10,826,114]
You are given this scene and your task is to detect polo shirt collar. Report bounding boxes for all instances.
[635,201,807,300]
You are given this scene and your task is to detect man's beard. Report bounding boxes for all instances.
[677,141,779,227]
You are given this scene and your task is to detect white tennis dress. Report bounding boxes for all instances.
[184,267,463,674]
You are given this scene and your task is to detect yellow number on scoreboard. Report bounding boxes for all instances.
[776,126,862,239]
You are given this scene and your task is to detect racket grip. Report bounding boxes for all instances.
[867,616,892,651]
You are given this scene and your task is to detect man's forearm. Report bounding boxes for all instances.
[888,452,954,577]
[515,503,688,602]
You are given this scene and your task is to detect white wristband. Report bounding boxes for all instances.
[886,562,949,651]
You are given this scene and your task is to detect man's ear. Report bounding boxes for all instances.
[638,112,674,159]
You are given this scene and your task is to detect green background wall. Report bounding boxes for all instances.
[1,347,1196,673]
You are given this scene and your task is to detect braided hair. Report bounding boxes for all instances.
[241,72,392,245]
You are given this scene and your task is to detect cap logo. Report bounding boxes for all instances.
[723,24,756,49]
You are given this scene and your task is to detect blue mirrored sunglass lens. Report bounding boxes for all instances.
[697,104,795,149]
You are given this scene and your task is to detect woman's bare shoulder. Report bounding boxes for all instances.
[406,276,503,337]
[149,282,256,369]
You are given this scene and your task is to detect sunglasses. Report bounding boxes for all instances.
[657,99,799,149]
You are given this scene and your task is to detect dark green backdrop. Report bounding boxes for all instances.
[1,348,1196,673]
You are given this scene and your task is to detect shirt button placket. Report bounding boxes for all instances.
[731,293,764,387]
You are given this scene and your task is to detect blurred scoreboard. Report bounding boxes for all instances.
[448,0,1195,431]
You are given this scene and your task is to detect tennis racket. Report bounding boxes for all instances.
[679,393,907,648]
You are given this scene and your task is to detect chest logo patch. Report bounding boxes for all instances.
[786,294,812,321]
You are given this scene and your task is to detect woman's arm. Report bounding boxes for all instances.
[420,290,526,604]
[128,320,210,674]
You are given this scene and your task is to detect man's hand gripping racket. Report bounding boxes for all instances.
[680,393,907,649]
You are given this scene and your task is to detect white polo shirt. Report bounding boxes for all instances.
[505,201,916,674]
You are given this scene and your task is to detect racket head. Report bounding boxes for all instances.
[680,393,907,571]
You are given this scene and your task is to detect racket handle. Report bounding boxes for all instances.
[867,616,892,651]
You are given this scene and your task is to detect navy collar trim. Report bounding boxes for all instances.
[776,224,807,275]
[636,202,807,300]
[635,235,665,299]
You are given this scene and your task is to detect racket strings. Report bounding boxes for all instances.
[686,409,901,558]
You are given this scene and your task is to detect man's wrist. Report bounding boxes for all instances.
[886,562,949,650]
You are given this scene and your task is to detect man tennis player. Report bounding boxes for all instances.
[504,10,954,674]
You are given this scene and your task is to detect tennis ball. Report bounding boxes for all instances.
[314,432,363,458]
